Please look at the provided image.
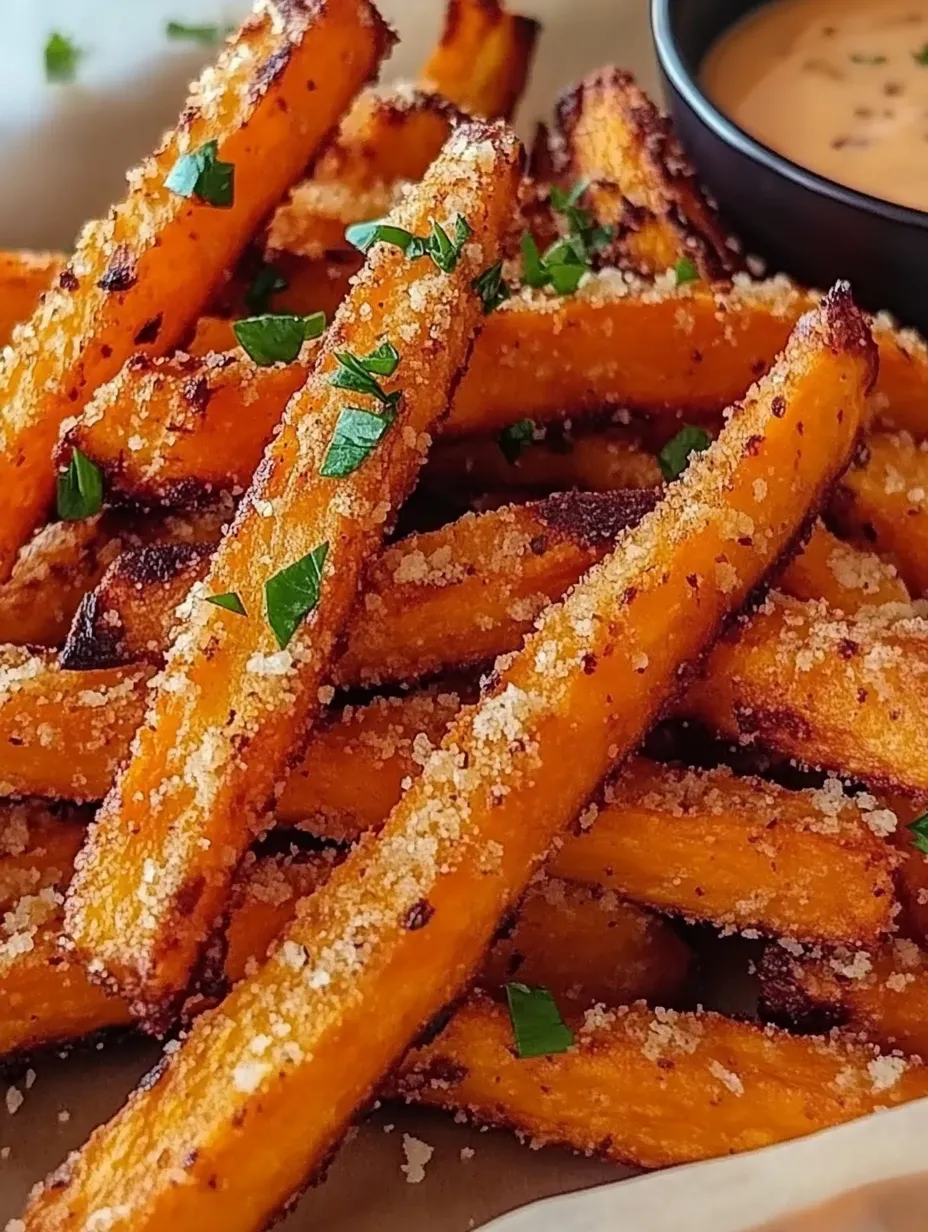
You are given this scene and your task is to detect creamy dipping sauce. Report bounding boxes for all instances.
[703,0,928,212]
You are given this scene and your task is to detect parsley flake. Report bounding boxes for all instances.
[245,263,288,315]
[265,542,329,649]
[165,140,235,207]
[320,407,394,478]
[659,425,712,480]
[166,21,225,44]
[911,813,928,855]
[345,214,471,273]
[331,344,400,408]
[674,256,700,286]
[850,53,887,65]
[505,983,574,1059]
[45,33,81,83]
[498,418,535,464]
[205,592,246,616]
[915,44,928,66]
[57,449,104,521]
[233,313,326,366]
[472,260,510,314]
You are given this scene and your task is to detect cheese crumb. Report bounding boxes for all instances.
[401,1134,434,1184]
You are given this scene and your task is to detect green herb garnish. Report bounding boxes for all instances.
[265,542,329,649]
[165,21,224,44]
[674,256,700,286]
[659,425,712,480]
[914,44,928,66]
[205,592,246,616]
[850,53,887,65]
[505,983,574,1059]
[344,214,471,273]
[45,33,81,83]
[472,260,510,314]
[233,313,326,366]
[165,139,235,207]
[57,449,104,521]
[498,418,535,464]
[320,407,394,478]
[245,263,288,315]
[331,344,400,408]
[910,813,928,855]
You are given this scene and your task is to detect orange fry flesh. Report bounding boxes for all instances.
[63,274,928,508]
[553,760,899,946]
[759,938,928,1060]
[833,430,928,598]
[23,291,869,1230]
[65,123,524,1021]
[398,995,928,1170]
[0,250,64,347]
[0,652,897,946]
[0,0,391,581]
[686,592,928,796]
[551,68,740,278]
[778,521,909,609]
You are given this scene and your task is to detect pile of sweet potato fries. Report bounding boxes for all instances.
[4,1,928,1227]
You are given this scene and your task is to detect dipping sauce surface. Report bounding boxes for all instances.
[703,0,928,212]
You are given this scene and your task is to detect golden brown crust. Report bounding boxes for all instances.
[550,67,741,279]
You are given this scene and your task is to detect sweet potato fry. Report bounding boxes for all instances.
[398,994,928,1169]
[63,274,927,508]
[25,291,869,1229]
[549,68,740,278]
[552,760,899,946]
[0,501,233,649]
[423,430,663,495]
[60,491,657,678]
[759,938,928,1059]
[685,592,928,796]
[66,123,524,1021]
[832,430,928,598]
[0,250,63,347]
[420,0,540,119]
[0,0,392,581]
[0,648,897,946]
[887,799,928,946]
[0,803,87,911]
[777,521,909,610]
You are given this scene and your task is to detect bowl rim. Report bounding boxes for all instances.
[650,0,928,233]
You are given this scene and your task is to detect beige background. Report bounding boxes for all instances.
[0,1,654,1227]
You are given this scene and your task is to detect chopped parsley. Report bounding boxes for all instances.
[472,260,510,314]
[45,33,81,83]
[850,53,887,65]
[910,813,928,855]
[233,313,326,366]
[244,263,288,315]
[57,449,104,521]
[320,407,394,478]
[205,592,246,616]
[915,44,928,66]
[519,182,613,297]
[265,542,329,650]
[331,344,400,409]
[165,21,225,44]
[345,215,471,274]
[505,983,574,1059]
[498,418,535,464]
[674,256,700,286]
[165,140,235,207]
[659,425,712,480]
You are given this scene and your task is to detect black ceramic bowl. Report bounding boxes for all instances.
[651,0,928,335]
